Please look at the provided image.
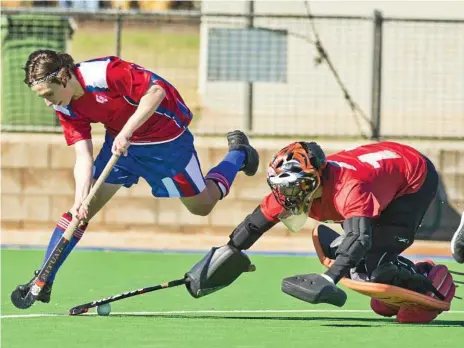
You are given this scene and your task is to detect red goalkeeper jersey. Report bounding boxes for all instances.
[261,141,428,224]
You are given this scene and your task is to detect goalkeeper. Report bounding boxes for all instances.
[185,140,456,324]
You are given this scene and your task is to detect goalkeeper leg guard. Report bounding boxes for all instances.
[397,264,456,324]
[370,299,399,317]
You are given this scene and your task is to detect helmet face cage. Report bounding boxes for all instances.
[268,172,320,212]
[267,142,325,212]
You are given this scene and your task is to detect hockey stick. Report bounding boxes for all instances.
[11,154,120,309]
[69,278,187,315]
[69,261,257,316]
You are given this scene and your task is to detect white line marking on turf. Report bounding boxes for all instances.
[2,309,464,319]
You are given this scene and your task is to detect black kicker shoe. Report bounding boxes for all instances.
[226,130,259,176]
[451,211,464,264]
[13,270,53,303]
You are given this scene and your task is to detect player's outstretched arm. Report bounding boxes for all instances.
[72,139,94,221]
[112,84,166,156]
[227,205,277,250]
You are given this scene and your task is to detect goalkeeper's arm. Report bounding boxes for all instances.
[227,205,277,250]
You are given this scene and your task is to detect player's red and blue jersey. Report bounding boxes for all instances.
[54,56,193,145]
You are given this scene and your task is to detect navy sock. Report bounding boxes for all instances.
[205,150,245,198]
[43,226,65,264]
[42,213,86,283]
[47,233,82,283]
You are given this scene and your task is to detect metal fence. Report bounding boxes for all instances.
[1,7,463,139]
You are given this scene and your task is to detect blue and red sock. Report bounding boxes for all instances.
[205,150,245,199]
[42,212,87,283]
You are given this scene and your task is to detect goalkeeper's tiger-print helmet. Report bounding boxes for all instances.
[267,142,327,211]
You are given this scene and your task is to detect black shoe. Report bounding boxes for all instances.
[451,211,464,264]
[226,130,259,176]
[14,270,53,303]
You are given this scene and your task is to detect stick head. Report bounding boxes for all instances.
[69,305,89,316]
[10,289,37,309]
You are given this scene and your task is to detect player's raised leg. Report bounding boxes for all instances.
[128,129,258,217]
[180,130,259,216]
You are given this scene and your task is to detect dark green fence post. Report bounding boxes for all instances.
[371,10,383,139]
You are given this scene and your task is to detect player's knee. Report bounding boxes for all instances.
[59,212,88,240]
[185,203,213,217]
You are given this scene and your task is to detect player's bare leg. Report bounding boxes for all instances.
[181,180,223,216]
[85,183,121,220]
[14,183,121,303]
[181,130,259,216]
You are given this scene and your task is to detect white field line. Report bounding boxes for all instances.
[2,309,464,319]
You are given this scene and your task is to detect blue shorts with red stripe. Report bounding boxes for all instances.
[93,130,206,197]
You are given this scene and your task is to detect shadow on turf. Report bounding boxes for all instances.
[322,324,378,328]
[110,314,464,327]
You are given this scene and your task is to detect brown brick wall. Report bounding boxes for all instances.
[1,133,463,239]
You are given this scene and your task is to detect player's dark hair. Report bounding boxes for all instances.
[24,50,75,87]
